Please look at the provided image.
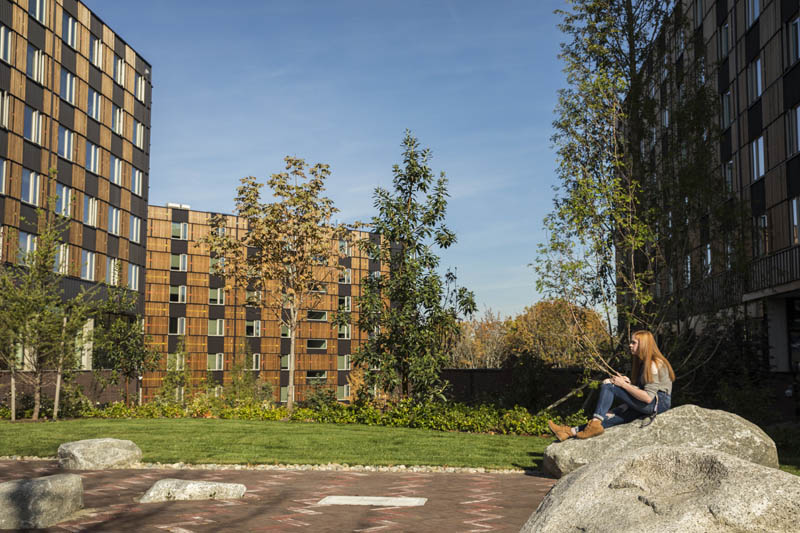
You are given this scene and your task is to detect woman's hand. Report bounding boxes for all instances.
[610,375,630,387]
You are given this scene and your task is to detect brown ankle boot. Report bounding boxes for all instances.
[547,420,574,442]
[576,418,604,439]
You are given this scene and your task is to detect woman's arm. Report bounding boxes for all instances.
[610,374,652,403]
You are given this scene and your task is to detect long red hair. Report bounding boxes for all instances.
[630,330,675,383]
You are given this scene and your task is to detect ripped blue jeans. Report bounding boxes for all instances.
[581,382,671,430]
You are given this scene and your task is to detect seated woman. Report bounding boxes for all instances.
[548,330,675,441]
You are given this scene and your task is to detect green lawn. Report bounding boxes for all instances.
[1,419,797,476]
[0,419,548,471]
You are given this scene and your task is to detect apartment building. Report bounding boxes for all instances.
[142,204,384,403]
[0,0,152,369]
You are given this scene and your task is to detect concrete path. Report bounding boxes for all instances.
[0,460,555,532]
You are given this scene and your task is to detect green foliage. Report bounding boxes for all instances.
[355,131,477,402]
[225,338,273,407]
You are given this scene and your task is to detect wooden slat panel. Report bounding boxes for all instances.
[186,304,207,318]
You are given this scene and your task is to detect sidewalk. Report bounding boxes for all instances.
[0,460,555,532]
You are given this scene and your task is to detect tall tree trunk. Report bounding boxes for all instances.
[53,315,68,421]
[288,318,296,412]
[10,371,15,422]
[32,370,42,421]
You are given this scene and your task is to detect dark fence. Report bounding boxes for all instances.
[0,371,135,407]
[441,367,584,408]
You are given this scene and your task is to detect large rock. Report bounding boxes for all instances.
[58,438,142,470]
[543,404,778,478]
[0,474,83,529]
[138,479,247,503]
[522,445,800,533]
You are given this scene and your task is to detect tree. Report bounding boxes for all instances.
[505,299,608,368]
[536,0,739,375]
[0,203,95,420]
[92,281,161,405]
[203,157,346,411]
[355,131,476,401]
[157,336,192,403]
[448,309,508,369]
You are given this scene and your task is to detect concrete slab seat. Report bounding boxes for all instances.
[138,479,247,503]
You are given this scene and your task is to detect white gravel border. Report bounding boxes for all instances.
[0,456,528,474]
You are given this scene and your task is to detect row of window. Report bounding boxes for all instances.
[166,352,353,373]
[18,1,148,102]
[14,231,140,287]
[166,284,351,311]
[167,317,352,340]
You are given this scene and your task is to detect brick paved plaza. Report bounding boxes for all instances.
[0,460,555,532]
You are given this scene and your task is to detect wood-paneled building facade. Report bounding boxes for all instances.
[143,204,385,403]
[0,0,151,367]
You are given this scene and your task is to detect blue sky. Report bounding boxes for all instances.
[85,0,568,318]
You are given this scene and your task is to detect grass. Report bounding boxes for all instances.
[0,419,549,471]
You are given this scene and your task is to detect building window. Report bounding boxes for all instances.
[60,68,75,104]
[0,90,9,129]
[0,23,12,64]
[747,58,762,103]
[130,215,141,243]
[280,354,288,370]
[720,90,732,130]
[789,104,800,156]
[337,384,350,401]
[208,318,225,336]
[168,317,185,336]
[23,105,42,144]
[62,12,77,48]
[58,126,74,160]
[745,0,760,28]
[170,253,187,271]
[307,370,327,384]
[135,72,146,102]
[167,353,185,371]
[89,34,102,68]
[754,214,769,257]
[718,21,729,60]
[307,310,327,321]
[113,54,125,85]
[793,197,800,246]
[28,0,47,25]
[26,43,45,84]
[246,289,260,306]
[131,167,143,196]
[310,282,326,293]
[112,105,124,136]
[338,354,351,371]
[128,264,139,290]
[169,285,187,303]
[21,169,39,206]
[87,88,101,121]
[0,157,6,194]
[80,249,95,281]
[338,324,351,340]
[209,256,224,274]
[83,195,97,226]
[338,239,350,256]
[171,222,188,239]
[18,230,35,259]
[338,296,351,312]
[751,136,765,181]
[55,183,71,217]
[246,320,261,337]
[208,353,225,370]
[661,108,669,129]
[338,268,351,284]
[251,353,261,371]
[280,324,289,338]
[133,119,144,149]
[105,257,119,285]
[723,159,734,193]
[54,243,68,274]
[307,339,327,350]
[280,386,287,402]
[684,254,691,287]
[86,141,99,174]
[110,154,122,185]
[208,287,224,305]
[108,206,121,235]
